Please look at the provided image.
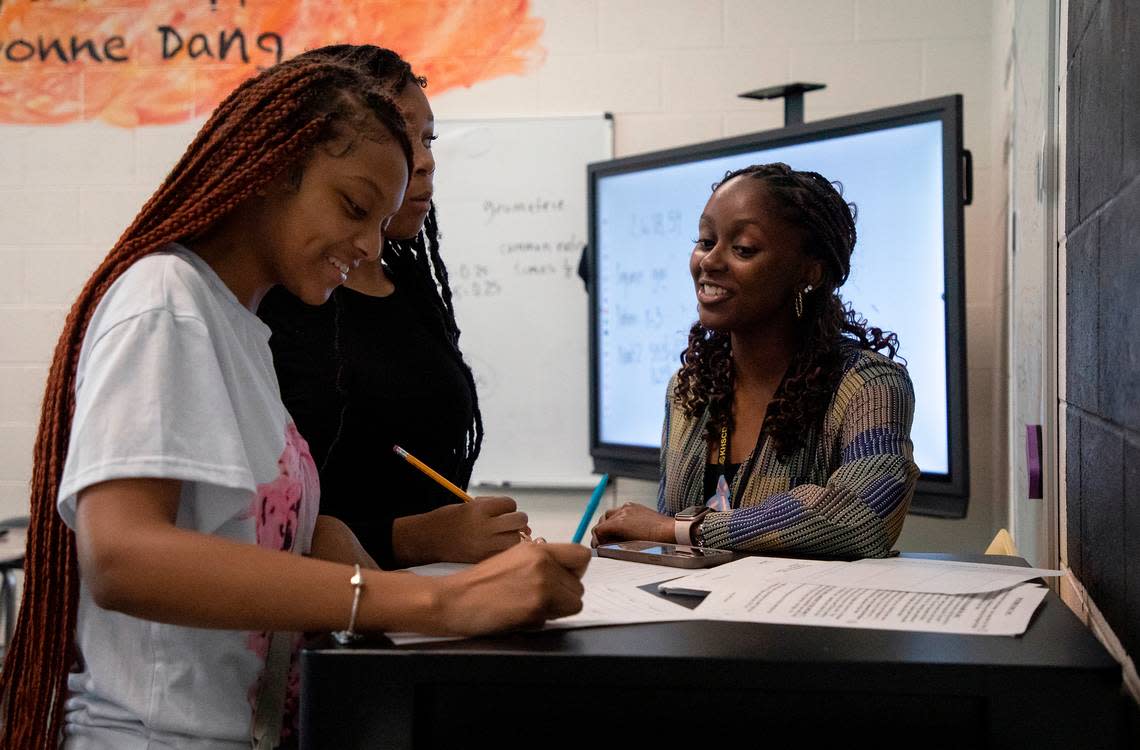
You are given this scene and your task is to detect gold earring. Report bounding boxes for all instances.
[795,285,813,319]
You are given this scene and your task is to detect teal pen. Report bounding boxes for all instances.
[572,474,610,544]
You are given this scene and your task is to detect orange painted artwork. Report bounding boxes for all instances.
[0,0,544,127]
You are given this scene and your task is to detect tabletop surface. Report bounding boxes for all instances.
[304,553,1118,674]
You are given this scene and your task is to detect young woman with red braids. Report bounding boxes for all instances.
[0,57,588,750]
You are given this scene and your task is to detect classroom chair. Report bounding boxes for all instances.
[0,516,28,660]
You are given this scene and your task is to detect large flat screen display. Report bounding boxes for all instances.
[588,96,969,517]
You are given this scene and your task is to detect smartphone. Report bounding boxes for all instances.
[596,540,735,569]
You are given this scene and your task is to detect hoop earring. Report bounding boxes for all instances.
[795,284,814,319]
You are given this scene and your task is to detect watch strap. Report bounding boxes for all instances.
[674,507,708,546]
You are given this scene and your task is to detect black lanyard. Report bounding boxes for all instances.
[717,366,795,506]
[716,417,765,509]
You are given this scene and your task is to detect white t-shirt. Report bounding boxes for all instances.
[57,246,320,749]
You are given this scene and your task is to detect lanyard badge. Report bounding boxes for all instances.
[706,423,731,512]
[707,473,730,512]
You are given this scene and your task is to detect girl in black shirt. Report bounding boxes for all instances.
[258,45,529,569]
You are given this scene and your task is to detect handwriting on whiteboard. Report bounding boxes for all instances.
[482,197,566,223]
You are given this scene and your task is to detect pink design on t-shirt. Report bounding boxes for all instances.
[249,421,319,552]
[245,421,320,737]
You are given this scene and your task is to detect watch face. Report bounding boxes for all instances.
[678,505,705,520]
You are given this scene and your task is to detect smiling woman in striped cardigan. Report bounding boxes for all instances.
[592,163,918,559]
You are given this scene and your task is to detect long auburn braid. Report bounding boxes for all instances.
[0,58,413,749]
[296,44,484,488]
[674,162,899,461]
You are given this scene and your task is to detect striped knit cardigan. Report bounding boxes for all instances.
[657,344,919,559]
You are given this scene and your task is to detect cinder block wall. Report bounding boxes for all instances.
[1063,0,1140,669]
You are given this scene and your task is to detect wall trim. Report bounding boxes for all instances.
[1056,0,1070,571]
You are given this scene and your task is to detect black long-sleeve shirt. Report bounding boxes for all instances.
[257,282,474,568]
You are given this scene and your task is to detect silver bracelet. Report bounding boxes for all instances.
[332,564,365,645]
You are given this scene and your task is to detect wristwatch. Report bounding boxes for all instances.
[674,505,710,546]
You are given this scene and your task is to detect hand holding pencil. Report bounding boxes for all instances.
[393,445,536,546]
[391,444,591,633]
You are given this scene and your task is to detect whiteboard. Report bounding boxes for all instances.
[433,115,613,487]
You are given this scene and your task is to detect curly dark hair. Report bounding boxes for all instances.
[296,45,483,488]
[674,162,899,460]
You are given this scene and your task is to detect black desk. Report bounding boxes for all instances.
[300,555,1124,749]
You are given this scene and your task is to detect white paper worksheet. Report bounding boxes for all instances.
[543,556,698,630]
[658,556,834,596]
[387,557,694,645]
[385,557,1054,643]
[660,555,1061,596]
[694,580,1050,636]
[763,557,1061,594]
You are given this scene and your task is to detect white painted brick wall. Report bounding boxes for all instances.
[0,249,25,305]
[792,41,926,111]
[613,113,722,158]
[428,73,541,116]
[79,186,154,248]
[725,0,857,45]
[531,0,599,54]
[597,0,723,51]
[0,127,31,187]
[965,166,1001,305]
[0,308,67,364]
[134,120,206,187]
[0,187,83,245]
[660,47,789,113]
[0,423,35,489]
[924,37,995,169]
[0,366,48,425]
[0,0,1008,555]
[535,51,663,113]
[25,125,136,186]
[856,0,993,41]
[25,246,105,305]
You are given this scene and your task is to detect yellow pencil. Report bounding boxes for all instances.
[391,445,533,542]
[392,444,472,502]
